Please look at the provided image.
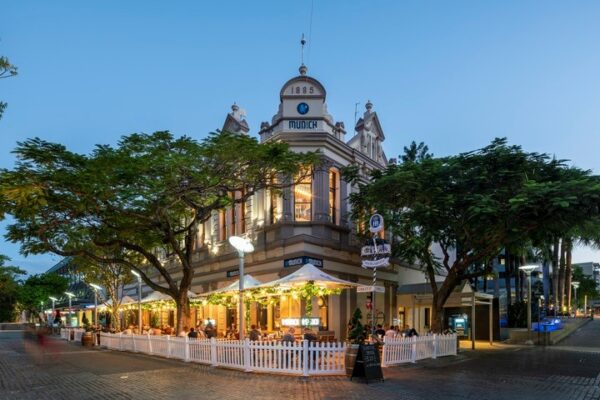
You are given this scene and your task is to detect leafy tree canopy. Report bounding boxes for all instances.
[0,54,18,120]
[18,273,69,314]
[347,138,600,331]
[0,130,316,331]
[571,265,599,303]
[0,255,26,322]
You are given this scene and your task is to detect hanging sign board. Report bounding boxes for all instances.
[351,344,384,383]
[357,285,386,293]
[361,258,390,269]
[361,244,391,256]
[369,214,384,233]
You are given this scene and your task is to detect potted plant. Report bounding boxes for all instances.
[81,314,94,347]
[345,308,366,377]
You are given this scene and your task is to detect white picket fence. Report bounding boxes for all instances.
[60,328,85,342]
[98,333,346,376]
[59,330,456,376]
[382,334,457,366]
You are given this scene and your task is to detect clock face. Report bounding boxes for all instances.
[297,102,309,115]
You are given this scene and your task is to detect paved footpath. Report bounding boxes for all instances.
[2,322,600,400]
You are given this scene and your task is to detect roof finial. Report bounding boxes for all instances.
[301,33,306,65]
[299,34,308,76]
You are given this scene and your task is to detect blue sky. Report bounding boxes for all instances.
[1,1,600,274]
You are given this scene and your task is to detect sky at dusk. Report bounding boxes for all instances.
[1,1,600,274]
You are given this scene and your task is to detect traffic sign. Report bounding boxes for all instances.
[369,214,384,233]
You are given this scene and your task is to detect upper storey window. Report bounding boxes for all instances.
[329,168,338,224]
[294,169,312,221]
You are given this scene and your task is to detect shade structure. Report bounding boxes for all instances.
[195,275,263,297]
[256,263,366,290]
[102,295,136,308]
[141,290,196,303]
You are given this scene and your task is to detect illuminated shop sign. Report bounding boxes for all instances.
[281,317,320,327]
[226,269,240,277]
[284,256,323,268]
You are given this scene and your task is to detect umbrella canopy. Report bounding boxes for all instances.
[102,295,136,307]
[195,275,263,297]
[256,263,366,290]
[141,291,171,303]
[141,290,195,303]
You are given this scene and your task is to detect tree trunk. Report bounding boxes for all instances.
[519,255,529,301]
[558,240,566,312]
[552,237,560,314]
[430,297,445,334]
[175,292,191,334]
[542,259,550,312]
[504,250,512,307]
[513,255,521,302]
[565,238,573,314]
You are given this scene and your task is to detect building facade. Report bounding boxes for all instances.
[127,64,432,339]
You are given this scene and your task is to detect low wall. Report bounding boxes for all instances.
[507,318,591,345]
[0,323,35,331]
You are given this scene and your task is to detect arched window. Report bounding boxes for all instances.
[329,168,339,224]
[294,169,312,221]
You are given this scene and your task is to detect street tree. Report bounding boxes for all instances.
[0,131,315,332]
[71,256,133,330]
[0,54,18,120]
[347,138,600,332]
[0,255,26,322]
[571,265,600,306]
[18,273,69,321]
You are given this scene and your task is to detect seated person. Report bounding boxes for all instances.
[188,327,198,339]
[248,324,261,341]
[303,327,318,343]
[282,327,295,344]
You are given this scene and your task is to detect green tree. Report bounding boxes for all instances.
[571,265,599,307]
[401,141,432,164]
[347,138,600,332]
[0,131,315,332]
[0,54,18,120]
[0,255,25,322]
[75,256,132,331]
[18,273,69,321]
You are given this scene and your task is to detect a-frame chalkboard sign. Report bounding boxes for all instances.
[350,344,384,383]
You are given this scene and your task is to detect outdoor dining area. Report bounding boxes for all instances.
[58,262,458,377]
[99,263,361,342]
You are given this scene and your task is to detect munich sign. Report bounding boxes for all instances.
[288,120,318,130]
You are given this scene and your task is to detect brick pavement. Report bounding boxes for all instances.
[1,327,600,400]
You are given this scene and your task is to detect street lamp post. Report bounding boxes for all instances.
[229,236,254,341]
[65,292,75,327]
[571,281,580,317]
[519,265,538,345]
[131,271,143,334]
[49,296,57,329]
[89,283,102,327]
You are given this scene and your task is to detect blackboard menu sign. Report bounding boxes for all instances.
[351,344,384,383]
